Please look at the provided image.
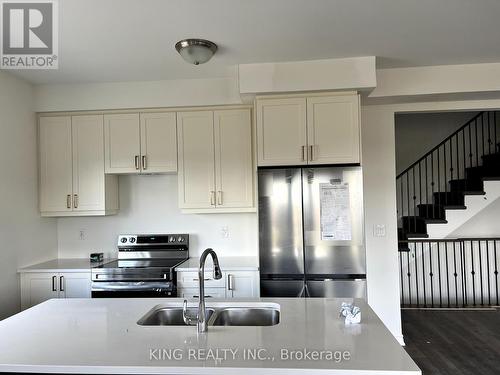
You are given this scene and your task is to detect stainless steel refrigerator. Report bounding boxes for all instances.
[258,166,366,298]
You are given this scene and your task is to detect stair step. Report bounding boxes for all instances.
[481,153,500,168]
[406,233,429,239]
[466,166,500,180]
[401,216,427,234]
[449,178,484,193]
[433,191,465,206]
[417,204,446,220]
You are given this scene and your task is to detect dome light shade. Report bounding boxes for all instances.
[175,39,218,65]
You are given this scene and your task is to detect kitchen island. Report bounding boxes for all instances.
[0,298,420,374]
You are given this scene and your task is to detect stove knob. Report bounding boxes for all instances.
[178,236,184,242]
[169,236,175,243]
[129,237,136,243]
[120,237,127,243]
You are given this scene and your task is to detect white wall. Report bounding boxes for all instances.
[450,198,500,238]
[0,71,58,319]
[395,111,478,174]
[57,175,257,258]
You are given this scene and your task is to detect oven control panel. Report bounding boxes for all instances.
[117,234,189,246]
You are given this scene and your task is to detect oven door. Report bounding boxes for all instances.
[91,281,176,298]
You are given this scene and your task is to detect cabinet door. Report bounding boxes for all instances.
[214,109,254,208]
[227,271,260,298]
[307,94,360,164]
[104,113,140,174]
[59,272,91,299]
[177,111,216,209]
[72,115,105,211]
[39,116,73,213]
[140,112,177,173]
[21,273,59,309]
[256,97,307,166]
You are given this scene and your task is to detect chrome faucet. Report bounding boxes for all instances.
[183,248,222,333]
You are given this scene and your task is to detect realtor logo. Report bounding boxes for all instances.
[1,0,58,69]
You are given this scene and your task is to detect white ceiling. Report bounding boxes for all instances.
[10,0,500,84]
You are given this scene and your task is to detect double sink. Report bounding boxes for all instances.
[138,302,280,327]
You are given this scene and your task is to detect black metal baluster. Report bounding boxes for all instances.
[449,139,454,182]
[429,242,434,307]
[407,247,412,306]
[407,174,410,233]
[471,240,476,306]
[444,143,448,205]
[481,114,485,159]
[475,119,479,167]
[456,134,460,180]
[413,168,417,233]
[415,243,420,307]
[488,112,492,155]
[462,241,468,307]
[494,240,499,306]
[486,240,491,306]
[437,150,441,208]
[463,129,467,189]
[437,241,443,307]
[422,242,427,307]
[445,242,451,308]
[453,241,459,308]
[478,240,484,306]
[419,162,422,220]
[431,153,435,218]
[425,157,429,207]
[495,112,498,152]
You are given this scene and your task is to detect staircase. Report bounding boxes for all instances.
[397,111,500,247]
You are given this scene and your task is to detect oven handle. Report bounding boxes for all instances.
[91,281,173,292]
[93,274,169,281]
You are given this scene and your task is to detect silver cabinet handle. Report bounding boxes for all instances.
[302,145,306,161]
[192,278,212,281]
[52,276,57,292]
[142,155,147,170]
[73,194,78,209]
[210,191,216,206]
[309,145,314,161]
[66,195,72,209]
[192,295,213,298]
[217,191,223,206]
[134,155,140,170]
[59,276,64,292]
[228,274,234,291]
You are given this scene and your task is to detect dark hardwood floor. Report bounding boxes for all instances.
[402,309,500,375]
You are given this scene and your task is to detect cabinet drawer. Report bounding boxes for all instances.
[178,288,226,299]
[177,271,226,288]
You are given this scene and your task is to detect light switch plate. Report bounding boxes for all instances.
[373,224,386,237]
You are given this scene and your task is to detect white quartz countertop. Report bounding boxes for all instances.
[18,258,113,273]
[176,256,259,271]
[0,298,420,374]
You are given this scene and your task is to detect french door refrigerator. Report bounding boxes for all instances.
[258,166,366,298]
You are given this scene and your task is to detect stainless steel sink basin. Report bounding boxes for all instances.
[137,307,215,326]
[212,307,280,326]
[137,303,280,327]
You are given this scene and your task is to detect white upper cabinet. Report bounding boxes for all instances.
[104,113,141,174]
[72,115,106,212]
[177,111,216,209]
[178,108,255,213]
[104,112,177,174]
[214,109,254,209]
[39,115,119,217]
[256,97,307,166]
[39,116,73,213]
[256,92,361,166]
[307,94,360,164]
[140,112,177,173]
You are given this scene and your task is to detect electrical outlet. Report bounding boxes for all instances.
[79,230,86,240]
[221,226,229,239]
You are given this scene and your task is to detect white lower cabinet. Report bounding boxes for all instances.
[20,272,91,310]
[176,270,259,299]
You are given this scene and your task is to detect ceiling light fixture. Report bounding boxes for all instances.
[175,39,218,65]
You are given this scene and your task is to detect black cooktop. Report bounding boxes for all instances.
[95,258,187,269]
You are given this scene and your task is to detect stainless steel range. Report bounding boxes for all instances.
[91,234,189,298]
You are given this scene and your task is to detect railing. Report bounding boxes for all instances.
[396,111,499,235]
[399,239,500,308]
